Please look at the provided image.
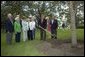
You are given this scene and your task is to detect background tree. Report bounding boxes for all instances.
[69,1,77,47]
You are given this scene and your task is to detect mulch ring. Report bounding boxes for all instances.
[47,39,84,56]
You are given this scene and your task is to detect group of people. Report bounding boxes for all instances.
[38,15,58,40]
[5,13,35,44]
[21,15,36,41]
[5,13,58,45]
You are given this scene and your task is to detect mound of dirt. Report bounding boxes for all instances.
[36,39,84,56]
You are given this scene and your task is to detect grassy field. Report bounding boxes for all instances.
[1,29,84,56]
[47,29,84,42]
[1,29,45,56]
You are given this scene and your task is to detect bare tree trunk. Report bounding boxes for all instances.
[69,1,77,47]
[74,1,78,28]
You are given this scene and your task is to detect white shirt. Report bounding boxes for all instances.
[32,21,35,29]
[29,21,35,30]
[22,20,28,31]
[52,20,54,24]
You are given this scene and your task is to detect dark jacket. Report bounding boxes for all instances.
[38,19,47,29]
[50,19,58,30]
[5,19,14,32]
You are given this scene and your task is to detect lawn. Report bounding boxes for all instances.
[1,29,45,56]
[46,29,84,42]
[1,29,84,56]
[57,29,84,42]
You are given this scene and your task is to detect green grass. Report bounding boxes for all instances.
[1,40,45,56]
[1,29,84,56]
[1,29,45,56]
[57,29,84,42]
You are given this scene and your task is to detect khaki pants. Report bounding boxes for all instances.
[22,30,27,41]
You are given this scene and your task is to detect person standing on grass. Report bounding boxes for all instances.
[50,16,58,39]
[14,15,21,42]
[27,17,30,40]
[46,16,51,32]
[38,14,47,40]
[62,21,65,30]
[22,16,28,42]
[29,16,34,40]
[32,16,36,39]
[5,13,14,44]
[62,15,67,30]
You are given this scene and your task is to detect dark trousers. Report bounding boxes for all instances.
[28,30,33,40]
[30,30,33,40]
[27,30,30,40]
[15,32,21,42]
[40,29,46,40]
[6,32,13,44]
[51,29,57,39]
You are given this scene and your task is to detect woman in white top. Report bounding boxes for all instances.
[29,16,36,40]
[32,18,36,39]
[22,16,28,41]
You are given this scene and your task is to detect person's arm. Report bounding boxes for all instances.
[21,20,24,30]
[45,19,47,29]
[34,22,36,29]
[14,22,17,34]
[49,20,51,25]
[56,20,58,29]
[26,22,28,30]
[5,20,10,33]
[20,19,22,28]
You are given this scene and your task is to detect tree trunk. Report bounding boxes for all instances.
[74,1,78,28]
[69,1,77,47]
